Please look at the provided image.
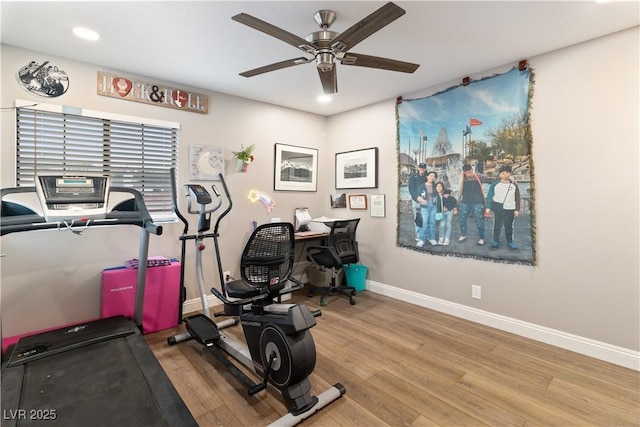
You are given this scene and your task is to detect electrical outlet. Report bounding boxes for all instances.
[223,271,232,283]
[472,284,482,300]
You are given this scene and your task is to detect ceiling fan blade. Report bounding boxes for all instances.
[232,13,315,53]
[240,57,310,77]
[318,67,337,94]
[330,2,406,52]
[340,53,420,73]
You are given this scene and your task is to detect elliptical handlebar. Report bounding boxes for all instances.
[170,167,189,235]
[213,173,232,235]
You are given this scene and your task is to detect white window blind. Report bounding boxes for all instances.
[15,104,178,220]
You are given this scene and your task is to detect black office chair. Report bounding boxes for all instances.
[223,222,303,314]
[306,218,360,306]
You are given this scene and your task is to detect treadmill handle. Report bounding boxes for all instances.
[145,221,163,236]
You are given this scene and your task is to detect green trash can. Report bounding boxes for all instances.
[343,264,368,291]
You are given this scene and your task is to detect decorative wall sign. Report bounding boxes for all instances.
[97,71,209,114]
[274,143,318,192]
[17,60,69,98]
[189,145,224,180]
[335,147,378,189]
[397,67,535,265]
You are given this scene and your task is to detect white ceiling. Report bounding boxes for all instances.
[2,1,638,116]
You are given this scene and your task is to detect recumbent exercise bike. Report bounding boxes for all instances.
[167,170,344,426]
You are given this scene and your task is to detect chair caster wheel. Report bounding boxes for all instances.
[350,300,356,305]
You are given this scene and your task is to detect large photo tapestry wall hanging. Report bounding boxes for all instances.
[397,67,535,265]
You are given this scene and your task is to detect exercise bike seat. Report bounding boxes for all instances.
[226,279,266,299]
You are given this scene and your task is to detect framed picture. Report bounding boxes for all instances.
[331,193,347,208]
[335,147,378,189]
[274,143,318,192]
[370,194,386,217]
[348,194,367,210]
[189,144,224,180]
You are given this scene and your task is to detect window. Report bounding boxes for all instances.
[15,101,179,220]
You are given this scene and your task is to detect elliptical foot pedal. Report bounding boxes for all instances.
[186,314,220,345]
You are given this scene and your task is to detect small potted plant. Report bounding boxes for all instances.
[232,144,255,172]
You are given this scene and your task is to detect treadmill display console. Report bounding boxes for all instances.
[36,175,110,220]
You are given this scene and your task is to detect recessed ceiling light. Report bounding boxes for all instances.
[73,27,100,41]
[317,95,332,103]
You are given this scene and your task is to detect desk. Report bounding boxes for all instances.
[292,232,327,279]
[294,231,329,242]
[292,232,330,292]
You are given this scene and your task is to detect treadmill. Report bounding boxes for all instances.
[1,175,197,427]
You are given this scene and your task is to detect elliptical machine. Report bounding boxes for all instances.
[167,169,344,426]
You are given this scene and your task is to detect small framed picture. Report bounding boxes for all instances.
[370,194,386,217]
[348,194,367,210]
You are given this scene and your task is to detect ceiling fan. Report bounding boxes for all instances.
[232,2,420,94]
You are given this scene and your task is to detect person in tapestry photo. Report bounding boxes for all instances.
[457,164,487,245]
[486,165,521,250]
[417,171,438,247]
[435,181,457,246]
[408,162,428,241]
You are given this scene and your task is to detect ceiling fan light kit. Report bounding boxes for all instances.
[232,2,420,94]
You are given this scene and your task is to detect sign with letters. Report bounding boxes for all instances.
[97,71,208,114]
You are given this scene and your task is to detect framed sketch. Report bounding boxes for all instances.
[370,194,386,217]
[189,144,224,180]
[274,143,318,192]
[335,147,378,189]
[348,194,367,210]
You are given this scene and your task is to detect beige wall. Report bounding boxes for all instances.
[1,43,329,336]
[1,26,638,360]
[327,27,639,354]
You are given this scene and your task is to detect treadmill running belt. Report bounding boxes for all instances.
[18,338,168,427]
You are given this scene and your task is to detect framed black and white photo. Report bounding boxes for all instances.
[274,143,318,192]
[335,147,378,189]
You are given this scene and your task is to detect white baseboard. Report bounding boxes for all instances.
[181,281,639,370]
[366,280,640,371]
[182,295,222,316]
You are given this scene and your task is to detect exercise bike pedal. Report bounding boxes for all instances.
[185,314,220,345]
[247,383,266,396]
[247,351,277,396]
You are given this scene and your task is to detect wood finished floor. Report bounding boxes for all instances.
[145,290,640,426]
